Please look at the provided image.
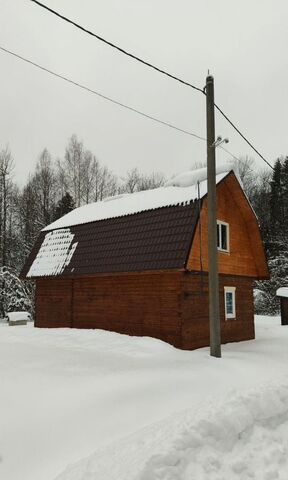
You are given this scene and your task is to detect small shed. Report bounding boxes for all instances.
[6,311,31,326]
[276,288,288,325]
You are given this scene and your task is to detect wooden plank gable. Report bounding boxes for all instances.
[187,173,269,279]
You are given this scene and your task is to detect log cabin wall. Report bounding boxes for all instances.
[35,271,255,350]
[180,273,255,350]
[73,273,183,347]
[35,278,73,328]
[35,272,183,348]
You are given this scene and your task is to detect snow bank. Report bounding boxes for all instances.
[276,287,288,298]
[42,170,231,231]
[56,381,288,480]
[140,382,288,480]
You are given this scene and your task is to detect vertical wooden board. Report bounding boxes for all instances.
[35,278,72,328]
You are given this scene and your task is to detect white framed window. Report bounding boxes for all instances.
[224,287,236,319]
[217,220,229,252]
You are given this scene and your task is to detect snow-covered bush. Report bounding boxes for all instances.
[0,267,34,318]
[254,249,288,314]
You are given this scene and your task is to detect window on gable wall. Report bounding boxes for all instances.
[217,220,229,252]
[224,286,236,319]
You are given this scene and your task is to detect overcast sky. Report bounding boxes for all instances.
[0,0,287,184]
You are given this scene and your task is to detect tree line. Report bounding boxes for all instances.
[0,134,286,315]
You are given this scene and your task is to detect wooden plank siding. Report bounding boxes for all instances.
[180,273,254,350]
[188,174,269,279]
[35,278,73,328]
[35,271,255,350]
[35,273,183,347]
[73,273,182,347]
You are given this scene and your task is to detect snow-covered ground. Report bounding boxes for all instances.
[0,316,288,480]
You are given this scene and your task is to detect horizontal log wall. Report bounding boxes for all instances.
[181,273,254,349]
[35,271,255,350]
[35,278,72,328]
[73,273,182,347]
[35,272,183,348]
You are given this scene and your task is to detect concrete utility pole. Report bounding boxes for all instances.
[206,75,222,358]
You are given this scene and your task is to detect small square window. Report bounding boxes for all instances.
[224,287,236,319]
[217,221,229,252]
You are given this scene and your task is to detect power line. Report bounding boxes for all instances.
[214,103,274,170]
[29,0,204,94]
[0,45,264,168]
[218,145,241,162]
[29,0,274,171]
[0,45,205,142]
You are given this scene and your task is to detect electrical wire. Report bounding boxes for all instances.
[214,103,274,170]
[218,145,242,162]
[29,0,204,94]
[0,45,205,141]
[0,44,261,168]
[29,0,274,171]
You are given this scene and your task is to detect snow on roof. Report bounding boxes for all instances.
[276,288,288,298]
[164,165,227,187]
[43,166,233,232]
[27,229,78,278]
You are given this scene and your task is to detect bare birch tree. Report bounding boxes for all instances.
[64,135,85,207]
[0,146,15,267]
[120,168,165,193]
[33,149,57,226]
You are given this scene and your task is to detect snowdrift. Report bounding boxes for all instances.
[56,381,288,480]
[140,382,288,480]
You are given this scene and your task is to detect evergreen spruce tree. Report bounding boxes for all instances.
[256,157,288,314]
[281,156,288,236]
[53,192,75,221]
[269,158,283,254]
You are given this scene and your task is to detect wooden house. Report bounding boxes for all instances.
[21,168,269,350]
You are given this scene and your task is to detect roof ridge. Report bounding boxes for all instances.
[43,201,197,233]
[42,171,231,232]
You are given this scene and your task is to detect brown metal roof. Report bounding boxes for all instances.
[21,202,199,278]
